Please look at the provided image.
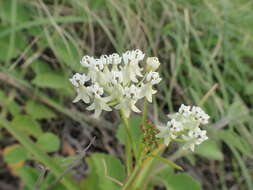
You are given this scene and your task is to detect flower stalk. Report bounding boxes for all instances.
[120,110,133,175]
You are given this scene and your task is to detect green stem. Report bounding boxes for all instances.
[121,144,166,190]
[132,144,166,189]
[0,117,80,190]
[120,110,133,175]
[137,98,148,163]
[142,99,148,124]
[121,165,140,190]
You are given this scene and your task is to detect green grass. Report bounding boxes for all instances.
[0,0,253,189]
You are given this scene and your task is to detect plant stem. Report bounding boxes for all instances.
[121,165,140,190]
[137,98,148,163]
[121,144,166,190]
[0,117,80,190]
[120,110,133,175]
[142,98,148,124]
[131,144,166,189]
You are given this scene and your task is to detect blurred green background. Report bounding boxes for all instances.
[0,0,253,189]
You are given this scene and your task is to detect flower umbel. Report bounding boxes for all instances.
[70,49,162,117]
[156,104,209,151]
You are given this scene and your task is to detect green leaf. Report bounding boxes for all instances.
[48,36,81,71]
[149,155,183,170]
[0,90,6,101]
[220,130,253,157]
[81,153,126,190]
[32,72,71,89]
[195,140,224,161]
[0,90,21,115]
[156,165,174,181]
[30,61,53,75]
[40,173,67,190]
[116,116,142,157]
[165,173,202,190]
[245,82,253,95]
[36,133,60,153]
[0,0,33,24]
[90,0,106,9]
[53,156,78,170]
[11,115,43,138]
[3,145,27,163]
[227,99,250,124]
[16,167,39,189]
[26,101,56,119]
[153,165,174,188]
[184,154,196,166]
[7,101,21,115]
[0,26,27,61]
[16,167,67,190]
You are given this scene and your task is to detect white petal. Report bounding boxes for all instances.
[86,103,95,111]
[94,109,102,118]
[164,137,171,146]
[131,104,141,113]
[147,92,152,103]
[73,94,81,103]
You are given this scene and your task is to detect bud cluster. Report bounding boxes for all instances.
[140,120,159,152]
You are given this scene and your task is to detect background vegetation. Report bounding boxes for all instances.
[0,0,253,189]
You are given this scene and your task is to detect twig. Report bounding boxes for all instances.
[32,165,47,190]
[198,83,219,106]
[47,137,96,190]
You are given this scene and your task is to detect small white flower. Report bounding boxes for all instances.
[122,50,144,84]
[183,128,208,151]
[111,71,123,85]
[122,50,132,64]
[87,83,104,96]
[190,128,208,145]
[140,83,156,102]
[170,119,183,133]
[70,73,91,103]
[115,98,140,118]
[114,85,141,117]
[138,72,161,102]
[191,106,210,124]
[123,49,144,64]
[100,55,109,64]
[73,86,91,104]
[69,73,89,87]
[84,83,112,117]
[110,53,122,65]
[156,125,171,145]
[134,49,145,61]
[146,72,162,85]
[109,84,124,101]
[156,119,183,145]
[80,56,94,67]
[87,96,112,118]
[146,57,160,71]
[93,58,104,71]
[178,104,191,116]
[123,60,143,83]
[124,85,141,100]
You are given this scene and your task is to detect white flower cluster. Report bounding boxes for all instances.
[156,104,209,151]
[70,49,161,118]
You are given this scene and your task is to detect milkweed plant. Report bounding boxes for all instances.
[69,49,210,189]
